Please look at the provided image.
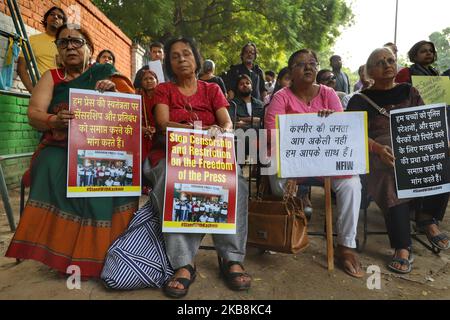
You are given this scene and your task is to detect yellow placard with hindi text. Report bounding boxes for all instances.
[412,76,450,105]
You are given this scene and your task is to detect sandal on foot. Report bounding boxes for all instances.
[416,220,450,250]
[388,258,412,274]
[388,249,413,274]
[336,248,364,278]
[425,232,450,250]
[218,257,251,291]
[163,264,196,298]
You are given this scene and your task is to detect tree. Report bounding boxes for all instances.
[429,27,450,73]
[92,0,353,73]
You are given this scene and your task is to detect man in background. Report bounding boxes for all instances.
[149,41,164,63]
[330,54,351,94]
[226,42,267,100]
[17,6,67,93]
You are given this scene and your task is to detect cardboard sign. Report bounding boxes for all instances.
[390,103,450,198]
[148,60,166,83]
[412,76,450,105]
[276,112,369,178]
[67,89,141,197]
[163,128,237,234]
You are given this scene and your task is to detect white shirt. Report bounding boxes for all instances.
[246,102,252,116]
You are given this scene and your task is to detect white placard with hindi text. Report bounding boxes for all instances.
[277,112,369,178]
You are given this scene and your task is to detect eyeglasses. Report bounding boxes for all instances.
[291,61,318,70]
[54,38,86,49]
[322,74,336,83]
[374,58,396,68]
[49,12,64,20]
[184,102,199,125]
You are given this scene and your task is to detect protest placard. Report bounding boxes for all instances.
[163,128,237,234]
[148,60,166,83]
[67,88,142,197]
[412,76,450,105]
[390,103,450,198]
[276,112,369,178]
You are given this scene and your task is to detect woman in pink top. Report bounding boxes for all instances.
[265,49,364,278]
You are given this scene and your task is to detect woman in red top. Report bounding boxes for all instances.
[135,67,158,161]
[135,67,158,195]
[147,37,251,298]
[395,40,440,83]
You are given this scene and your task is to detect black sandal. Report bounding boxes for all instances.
[163,264,196,298]
[417,219,450,250]
[387,248,414,274]
[218,257,251,291]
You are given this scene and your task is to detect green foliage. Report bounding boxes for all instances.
[429,27,450,73]
[92,0,353,74]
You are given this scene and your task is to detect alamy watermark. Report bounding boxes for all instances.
[66,265,81,290]
[366,265,381,290]
[171,124,279,176]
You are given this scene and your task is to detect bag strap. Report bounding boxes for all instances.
[256,175,268,200]
[283,179,298,201]
[356,92,390,118]
[283,180,308,221]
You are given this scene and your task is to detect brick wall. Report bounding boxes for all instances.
[0,94,37,188]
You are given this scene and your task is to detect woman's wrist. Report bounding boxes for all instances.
[370,141,384,155]
[45,114,57,129]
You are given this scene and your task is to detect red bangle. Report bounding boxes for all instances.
[46,114,56,129]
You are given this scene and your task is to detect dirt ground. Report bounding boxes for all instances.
[1,186,449,300]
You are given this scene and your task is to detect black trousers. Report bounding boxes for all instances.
[384,193,449,249]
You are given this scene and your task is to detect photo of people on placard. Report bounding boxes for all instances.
[171,184,229,223]
[76,150,134,187]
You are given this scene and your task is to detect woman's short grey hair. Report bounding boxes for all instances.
[365,47,395,80]
[202,59,215,73]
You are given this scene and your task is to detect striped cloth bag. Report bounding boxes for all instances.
[101,200,174,289]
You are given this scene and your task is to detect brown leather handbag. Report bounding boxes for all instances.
[247,178,309,254]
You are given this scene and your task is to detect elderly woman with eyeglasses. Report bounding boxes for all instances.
[265,49,364,278]
[5,24,138,279]
[396,40,440,84]
[347,47,450,274]
[146,37,251,298]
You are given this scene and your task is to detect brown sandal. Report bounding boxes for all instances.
[336,248,364,278]
[163,264,196,298]
[218,257,251,291]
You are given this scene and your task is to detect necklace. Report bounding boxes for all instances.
[55,68,68,81]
